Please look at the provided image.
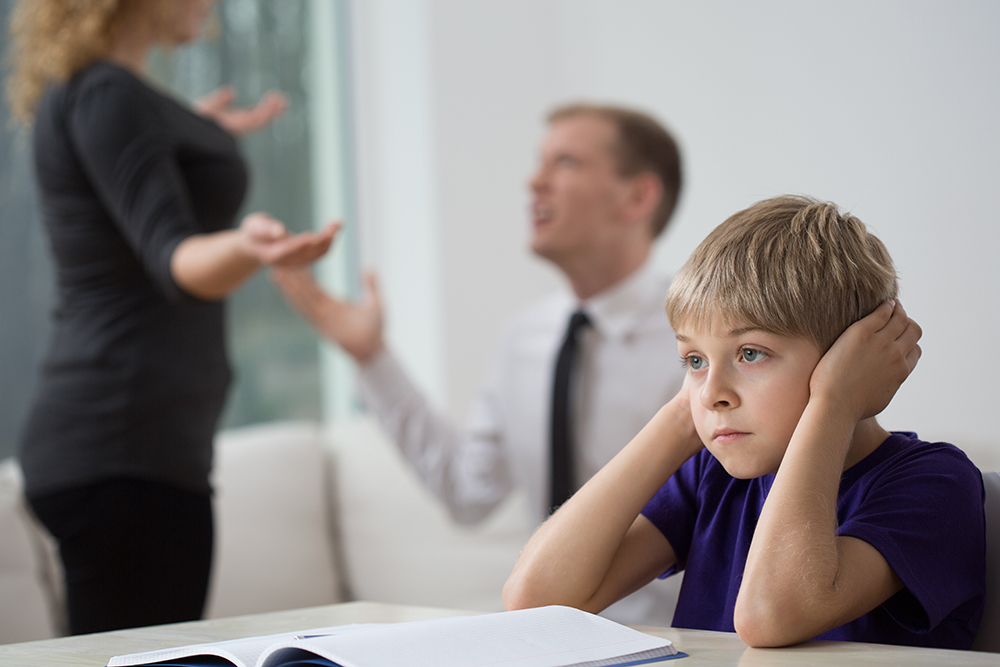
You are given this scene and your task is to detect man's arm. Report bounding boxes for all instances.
[272,265,386,362]
[735,300,922,647]
[503,390,703,613]
[273,266,513,523]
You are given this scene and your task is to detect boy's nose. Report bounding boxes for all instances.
[700,369,739,410]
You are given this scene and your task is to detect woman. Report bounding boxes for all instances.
[6,0,336,634]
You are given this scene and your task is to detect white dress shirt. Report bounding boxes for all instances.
[358,261,686,625]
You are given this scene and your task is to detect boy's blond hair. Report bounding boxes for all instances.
[666,195,897,352]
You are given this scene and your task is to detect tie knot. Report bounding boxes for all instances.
[568,310,590,335]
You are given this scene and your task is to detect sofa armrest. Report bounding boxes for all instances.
[0,458,63,642]
[205,421,345,619]
[327,416,531,612]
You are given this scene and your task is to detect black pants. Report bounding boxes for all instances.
[28,477,213,635]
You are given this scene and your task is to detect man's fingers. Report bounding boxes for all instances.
[363,271,381,308]
[319,220,342,239]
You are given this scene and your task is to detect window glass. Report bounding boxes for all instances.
[0,0,330,460]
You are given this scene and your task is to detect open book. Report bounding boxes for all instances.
[107,605,684,667]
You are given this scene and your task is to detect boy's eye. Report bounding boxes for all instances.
[685,355,707,371]
[740,348,767,363]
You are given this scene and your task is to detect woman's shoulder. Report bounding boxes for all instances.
[44,60,174,136]
[66,61,155,103]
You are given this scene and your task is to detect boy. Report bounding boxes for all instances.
[503,196,985,649]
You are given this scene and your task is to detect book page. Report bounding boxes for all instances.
[257,606,674,667]
[108,626,374,667]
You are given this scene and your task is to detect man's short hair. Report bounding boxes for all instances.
[665,195,898,352]
[548,103,682,238]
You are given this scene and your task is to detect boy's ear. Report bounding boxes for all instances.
[623,172,663,230]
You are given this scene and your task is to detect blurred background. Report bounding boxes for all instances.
[1,0,999,467]
[0,0,354,460]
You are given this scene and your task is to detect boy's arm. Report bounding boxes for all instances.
[503,390,703,614]
[735,301,922,647]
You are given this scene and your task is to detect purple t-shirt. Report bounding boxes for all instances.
[641,432,985,649]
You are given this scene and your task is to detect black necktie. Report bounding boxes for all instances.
[550,310,590,513]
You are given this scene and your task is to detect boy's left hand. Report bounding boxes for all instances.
[809,300,922,421]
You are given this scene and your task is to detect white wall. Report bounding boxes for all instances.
[348,0,1000,468]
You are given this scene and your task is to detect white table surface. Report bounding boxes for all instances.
[0,601,995,666]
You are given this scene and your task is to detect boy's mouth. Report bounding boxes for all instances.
[712,428,750,444]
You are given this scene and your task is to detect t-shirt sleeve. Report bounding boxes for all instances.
[837,445,986,633]
[67,78,202,301]
[641,450,707,575]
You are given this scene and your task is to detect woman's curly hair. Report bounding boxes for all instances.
[5,0,173,124]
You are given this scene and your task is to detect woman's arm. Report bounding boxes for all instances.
[503,391,703,613]
[734,301,922,647]
[194,87,288,137]
[171,214,337,300]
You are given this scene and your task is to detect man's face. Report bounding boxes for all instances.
[529,115,633,265]
[676,315,823,479]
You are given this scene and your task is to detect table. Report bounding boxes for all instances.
[0,601,995,666]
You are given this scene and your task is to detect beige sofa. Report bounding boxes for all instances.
[4,419,996,648]
[0,417,531,645]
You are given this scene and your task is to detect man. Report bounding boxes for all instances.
[274,103,686,625]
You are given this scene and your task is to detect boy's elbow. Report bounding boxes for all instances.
[733,596,807,648]
[502,575,539,611]
[502,568,578,612]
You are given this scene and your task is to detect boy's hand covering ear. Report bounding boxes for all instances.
[809,300,922,421]
[670,374,707,459]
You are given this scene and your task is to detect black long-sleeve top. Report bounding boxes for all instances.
[19,62,248,496]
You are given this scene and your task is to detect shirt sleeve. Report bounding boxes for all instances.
[837,444,986,633]
[357,350,514,525]
[641,450,708,575]
[67,78,202,301]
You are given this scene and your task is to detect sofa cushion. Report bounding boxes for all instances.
[328,416,531,612]
[205,421,343,618]
[0,458,62,643]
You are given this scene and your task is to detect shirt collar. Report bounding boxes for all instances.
[574,261,664,341]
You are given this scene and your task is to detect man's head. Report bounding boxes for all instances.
[666,195,898,353]
[529,104,682,283]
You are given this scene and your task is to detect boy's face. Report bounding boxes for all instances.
[676,316,823,479]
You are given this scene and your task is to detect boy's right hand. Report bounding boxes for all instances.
[659,374,705,463]
[809,300,922,422]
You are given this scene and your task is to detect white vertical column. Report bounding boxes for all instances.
[307,0,358,420]
[352,0,447,408]
[310,0,446,420]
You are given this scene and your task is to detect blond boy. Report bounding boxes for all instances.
[504,196,985,648]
